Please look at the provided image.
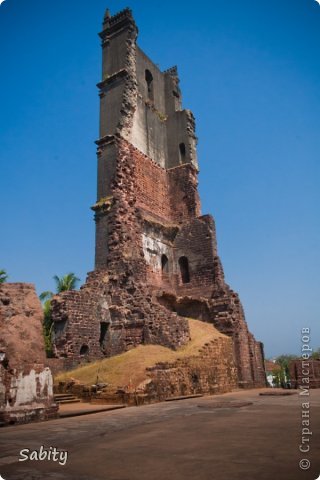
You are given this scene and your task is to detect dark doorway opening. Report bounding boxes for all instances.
[161,254,169,274]
[179,256,190,284]
[99,322,109,346]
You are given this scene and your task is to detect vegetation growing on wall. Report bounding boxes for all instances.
[0,269,8,283]
[40,273,80,357]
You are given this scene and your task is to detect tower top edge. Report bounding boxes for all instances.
[100,7,137,38]
[103,7,134,25]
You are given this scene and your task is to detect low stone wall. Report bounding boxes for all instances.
[289,360,320,389]
[146,336,238,401]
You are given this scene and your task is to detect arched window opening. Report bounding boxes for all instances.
[80,344,89,356]
[99,323,109,346]
[179,256,190,284]
[145,69,154,102]
[161,254,169,274]
[179,143,186,164]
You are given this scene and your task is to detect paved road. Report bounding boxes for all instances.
[0,388,319,480]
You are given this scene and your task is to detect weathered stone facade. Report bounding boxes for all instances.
[146,336,238,401]
[0,284,58,425]
[51,8,266,389]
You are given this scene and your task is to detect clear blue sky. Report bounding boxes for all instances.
[1,0,319,358]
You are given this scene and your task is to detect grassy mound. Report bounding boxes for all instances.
[54,319,226,389]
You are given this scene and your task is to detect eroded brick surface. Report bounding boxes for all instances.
[0,284,58,425]
[289,360,320,389]
[146,337,238,400]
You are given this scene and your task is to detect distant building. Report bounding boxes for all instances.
[265,360,282,387]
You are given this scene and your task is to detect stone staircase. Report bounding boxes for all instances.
[54,393,81,405]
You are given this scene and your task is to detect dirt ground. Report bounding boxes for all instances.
[0,388,319,480]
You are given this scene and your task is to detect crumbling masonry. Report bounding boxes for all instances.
[0,284,58,425]
[51,8,266,389]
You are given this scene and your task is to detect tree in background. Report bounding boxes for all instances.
[52,273,80,293]
[0,269,8,284]
[271,349,320,387]
[40,273,80,357]
[274,354,299,387]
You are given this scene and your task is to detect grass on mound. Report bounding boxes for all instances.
[54,319,226,389]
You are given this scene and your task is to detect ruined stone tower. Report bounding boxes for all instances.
[51,8,266,389]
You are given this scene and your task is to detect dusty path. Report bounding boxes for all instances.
[0,388,319,480]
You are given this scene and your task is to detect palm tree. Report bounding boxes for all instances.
[53,273,80,293]
[40,273,80,301]
[275,354,299,388]
[0,269,8,284]
[40,273,80,357]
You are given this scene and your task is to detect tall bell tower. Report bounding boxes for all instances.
[93,8,199,270]
[51,8,266,393]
